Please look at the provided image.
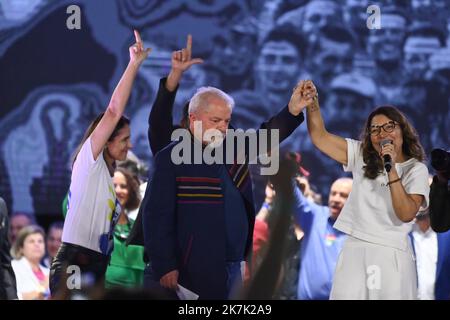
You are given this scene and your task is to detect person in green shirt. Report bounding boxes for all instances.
[105,167,146,288]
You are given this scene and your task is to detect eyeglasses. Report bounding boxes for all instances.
[368,121,398,136]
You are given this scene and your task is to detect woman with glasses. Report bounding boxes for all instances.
[291,80,429,299]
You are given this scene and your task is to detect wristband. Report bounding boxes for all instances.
[387,178,401,186]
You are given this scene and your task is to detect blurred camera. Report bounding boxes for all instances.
[431,148,450,176]
[431,148,450,171]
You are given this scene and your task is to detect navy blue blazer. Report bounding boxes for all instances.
[410,230,450,300]
[142,79,305,299]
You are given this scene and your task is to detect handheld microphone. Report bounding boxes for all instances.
[380,139,393,172]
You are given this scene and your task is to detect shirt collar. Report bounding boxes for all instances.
[412,223,435,237]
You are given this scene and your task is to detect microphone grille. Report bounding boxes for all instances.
[380,139,393,147]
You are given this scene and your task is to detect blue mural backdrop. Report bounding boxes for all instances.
[0,0,449,216]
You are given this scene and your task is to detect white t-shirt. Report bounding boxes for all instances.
[333,139,430,251]
[62,137,121,255]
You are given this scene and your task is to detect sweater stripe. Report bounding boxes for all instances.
[177,193,223,198]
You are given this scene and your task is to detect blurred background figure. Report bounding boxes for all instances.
[208,17,258,93]
[9,212,35,245]
[105,167,145,289]
[42,221,63,268]
[409,0,450,28]
[230,25,306,207]
[295,177,352,300]
[367,7,408,105]
[231,25,306,168]
[343,0,370,47]
[399,22,447,151]
[325,72,376,138]
[402,23,445,81]
[117,152,148,221]
[0,197,17,299]
[248,152,321,300]
[243,151,302,299]
[410,207,450,300]
[256,0,309,42]
[410,174,450,300]
[232,26,305,130]
[277,0,343,49]
[11,225,49,300]
[278,153,321,300]
[248,182,273,280]
[429,148,450,234]
[304,25,356,95]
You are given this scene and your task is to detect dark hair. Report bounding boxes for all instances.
[309,24,357,56]
[117,158,148,184]
[368,6,409,39]
[114,167,141,211]
[260,25,305,60]
[71,113,130,167]
[360,106,426,179]
[377,6,410,25]
[10,212,36,224]
[318,25,356,46]
[48,221,64,232]
[404,23,447,48]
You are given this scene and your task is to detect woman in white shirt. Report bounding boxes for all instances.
[49,30,151,297]
[12,225,49,300]
[293,80,429,299]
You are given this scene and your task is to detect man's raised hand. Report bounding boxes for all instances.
[166,34,204,91]
[171,34,204,73]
